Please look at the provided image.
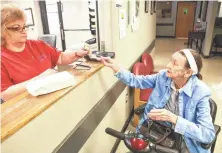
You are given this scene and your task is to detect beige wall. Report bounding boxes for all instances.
[110,0,156,69]
[202,1,219,56]
[78,87,130,153]
[1,1,156,153]
[219,3,222,17]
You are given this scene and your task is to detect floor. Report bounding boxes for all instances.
[116,38,222,153]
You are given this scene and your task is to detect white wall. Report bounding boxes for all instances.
[219,3,222,17]
[101,0,156,69]
[33,1,43,36]
[1,1,43,39]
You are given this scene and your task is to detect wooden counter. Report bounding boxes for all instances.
[1,61,104,142]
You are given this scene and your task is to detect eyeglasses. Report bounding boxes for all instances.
[5,25,29,32]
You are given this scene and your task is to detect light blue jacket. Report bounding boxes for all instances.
[115,69,215,153]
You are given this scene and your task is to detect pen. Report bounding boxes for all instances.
[76,63,91,68]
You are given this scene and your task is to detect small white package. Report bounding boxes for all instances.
[26,71,76,96]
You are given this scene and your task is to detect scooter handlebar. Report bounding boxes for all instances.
[155,145,179,153]
[105,128,125,140]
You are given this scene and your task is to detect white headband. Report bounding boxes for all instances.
[182,49,198,75]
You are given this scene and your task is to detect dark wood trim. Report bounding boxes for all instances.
[156,36,175,38]
[156,23,174,26]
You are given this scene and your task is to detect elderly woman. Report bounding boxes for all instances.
[101,49,215,153]
[1,5,89,101]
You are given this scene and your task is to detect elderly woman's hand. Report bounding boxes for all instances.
[148,109,178,124]
[100,57,120,73]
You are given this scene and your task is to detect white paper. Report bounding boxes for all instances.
[119,9,127,39]
[26,71,76,96]
[131,15,139,32]
[131,0,139,32]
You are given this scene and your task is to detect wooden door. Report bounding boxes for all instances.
[176,2,196,38]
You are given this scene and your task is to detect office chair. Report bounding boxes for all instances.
[187,31,205,53]
[38,34,57,48]
[210,34,222,56]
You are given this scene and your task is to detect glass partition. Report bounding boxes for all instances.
[156,1,172,19]
[41,0,99,51]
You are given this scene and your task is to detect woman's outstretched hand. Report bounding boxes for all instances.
[100,57,120,73]
[75,49,89,57]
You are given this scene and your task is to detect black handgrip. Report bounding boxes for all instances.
[134,103,146,116]
[105,128,125,140]
[155,145,179,153]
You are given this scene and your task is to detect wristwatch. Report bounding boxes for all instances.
[1,98,5,104]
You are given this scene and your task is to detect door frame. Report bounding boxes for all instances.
[39,1,50,34]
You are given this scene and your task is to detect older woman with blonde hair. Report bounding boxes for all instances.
[1,5,89,101]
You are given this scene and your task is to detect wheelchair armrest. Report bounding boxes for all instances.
[134,103,146,116]
[201,124,221,149]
